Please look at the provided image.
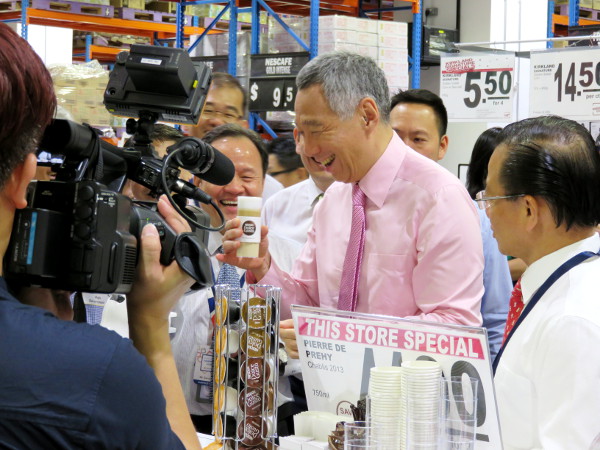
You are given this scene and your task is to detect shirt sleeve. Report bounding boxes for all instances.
[534,316,600,448]
[85,337,185,449]
[262,221,321,320]
[478,208,511,360]
[409,183,484,326]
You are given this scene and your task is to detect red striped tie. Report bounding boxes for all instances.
[502,279,523,344]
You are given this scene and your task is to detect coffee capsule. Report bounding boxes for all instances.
[241,297,272,328]
[240,329,271,358]
[215,296,228,325]
[237,417,270,446]
[240,358,272,388]
[238,384,275,416]
[213,355,226,384]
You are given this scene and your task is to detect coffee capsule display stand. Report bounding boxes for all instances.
[213,284,282,449]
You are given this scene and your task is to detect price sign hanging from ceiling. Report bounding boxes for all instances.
[530,48,600,121]
[440,53,515,122]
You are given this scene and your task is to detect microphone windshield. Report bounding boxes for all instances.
[171,137,235,186]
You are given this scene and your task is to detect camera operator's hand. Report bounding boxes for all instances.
[126,196,200,450]
[216,218,272,282]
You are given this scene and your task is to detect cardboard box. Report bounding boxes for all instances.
[146,1,176,13]
[318,15,354,30]
[355,44,378,59]
[377,20,408,36]
[357,31,378,47]
[319,29,357,44]
[318,42,357,54]
[378,34,408,49]
[355,17,378,34]
[378,46,409,62]
[110,0,145,9]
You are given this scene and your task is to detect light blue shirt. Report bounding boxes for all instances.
[478,205,512,360]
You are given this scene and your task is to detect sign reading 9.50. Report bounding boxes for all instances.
[530,48,600,120]
[440,54,515,122]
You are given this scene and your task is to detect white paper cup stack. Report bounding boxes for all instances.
[367,366,403,449]
[399,360,443,450]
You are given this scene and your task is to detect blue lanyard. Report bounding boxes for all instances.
[492,249,598,374]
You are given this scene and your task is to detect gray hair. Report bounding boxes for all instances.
[295,52,390,123]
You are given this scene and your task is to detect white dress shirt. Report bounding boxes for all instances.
[262,174,284,202]
[170,231,246,416]
[495,233,600,449]
[262,177,324,247]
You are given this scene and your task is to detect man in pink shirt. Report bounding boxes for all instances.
[219,52,483,354]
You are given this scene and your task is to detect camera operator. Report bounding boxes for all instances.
[0,24,200,449]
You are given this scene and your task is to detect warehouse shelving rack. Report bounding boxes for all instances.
[0,0,212,61]
[176,0,421,135]
[548,0,600,47]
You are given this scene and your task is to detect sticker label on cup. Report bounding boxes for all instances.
[238,216,261,243]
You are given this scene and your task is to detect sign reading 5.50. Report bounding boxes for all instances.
[463,70,512,109]
[531,48,600,120]
[440,54,515,122]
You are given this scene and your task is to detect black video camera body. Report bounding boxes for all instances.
[4,44,232,294]
[6,178,188,293]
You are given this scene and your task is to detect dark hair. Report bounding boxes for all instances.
[211,72,248,117]
[0,24,56,190]
[496,115,600,230]
[202,124,268,177]
[466,127,502,199]
[267,136,302,171]
[390,89,448,137]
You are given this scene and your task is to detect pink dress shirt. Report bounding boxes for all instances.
[262,133,484,326]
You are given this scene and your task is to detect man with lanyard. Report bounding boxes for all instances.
[478,115,600,449]
[170,124,268,433]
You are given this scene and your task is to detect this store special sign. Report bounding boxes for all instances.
[292,306,502,449]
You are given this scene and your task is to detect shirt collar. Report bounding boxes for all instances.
[208,231,223,255]
[306,177,325,208]
[521,233,600,305]
[358,132,407,209]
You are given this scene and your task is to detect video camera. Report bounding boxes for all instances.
[4,44,235,294]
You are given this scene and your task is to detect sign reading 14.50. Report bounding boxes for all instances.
[463,70,512,109]
[553,61,600,102]
[530,48,600,120]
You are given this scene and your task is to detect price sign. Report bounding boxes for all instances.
[292,305,502,449]
[530,48,600,120]
[440,54,515,122]
[248,78,297,112]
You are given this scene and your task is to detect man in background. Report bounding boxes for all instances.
[171,124,269,433]
[184,72,283,201]
[485,116,600,448]
[389,89,511,359]
[267,136,308,188]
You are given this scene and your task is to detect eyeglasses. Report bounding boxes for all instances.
[201,108,241,122]
[269,167,297,177]
[474,190,526,210]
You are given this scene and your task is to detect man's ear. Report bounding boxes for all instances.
[522,195,541,232]
[4,153,36,210]
[359,98,379,128]
[437,135,449,161]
